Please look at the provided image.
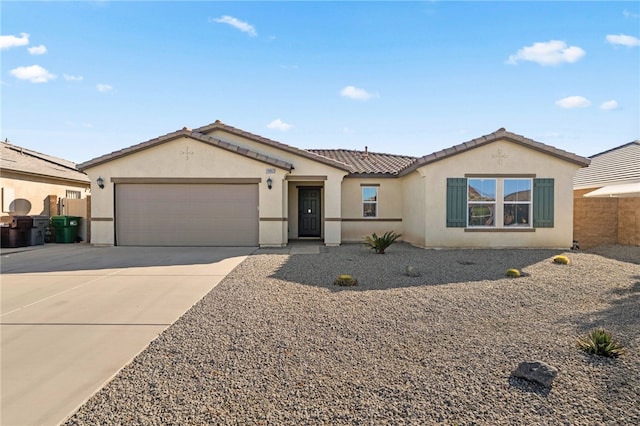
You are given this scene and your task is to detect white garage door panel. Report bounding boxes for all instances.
[116,184,258,246]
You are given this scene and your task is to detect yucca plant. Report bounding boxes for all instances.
[363,231,401,254]
[577,328,625,358]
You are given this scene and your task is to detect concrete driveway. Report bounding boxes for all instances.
[1,244,254,426]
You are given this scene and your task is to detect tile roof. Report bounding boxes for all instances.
[400,128,591,176]
[307,149,417,175]
[77,128,295,171]
[1,142,89,183]
[573,140,640,189]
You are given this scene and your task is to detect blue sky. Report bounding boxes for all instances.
[2,1,639,164]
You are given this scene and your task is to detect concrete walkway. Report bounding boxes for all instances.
[0,244,253,426]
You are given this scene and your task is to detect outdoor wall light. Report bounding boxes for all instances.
[97,176,105,189]
[266,177,273,190]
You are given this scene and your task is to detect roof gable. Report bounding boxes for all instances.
[78,127,294,171]
[573,140,640,188]
[1,142,89,183]
[195,120,352,172]
[399,128,590,176]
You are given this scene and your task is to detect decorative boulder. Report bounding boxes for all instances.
[405,266,421,277]
[512,360,558,387]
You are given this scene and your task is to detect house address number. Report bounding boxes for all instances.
[266,168,276,174]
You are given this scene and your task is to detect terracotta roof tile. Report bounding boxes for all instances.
[307,149,417,175]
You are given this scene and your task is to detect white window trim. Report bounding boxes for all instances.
[502,178,532,228]
[467,178,496,228]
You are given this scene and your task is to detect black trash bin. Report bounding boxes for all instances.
[5,216,33,247]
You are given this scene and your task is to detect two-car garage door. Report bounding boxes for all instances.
[115,183,259,246]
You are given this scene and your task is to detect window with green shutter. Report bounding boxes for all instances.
[446,178,467,227]
[533,178,554,228]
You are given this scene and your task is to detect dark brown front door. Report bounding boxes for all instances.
[299,188,321,237]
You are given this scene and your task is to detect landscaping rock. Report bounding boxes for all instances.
[512,360,559,387]
[405,266,421,277]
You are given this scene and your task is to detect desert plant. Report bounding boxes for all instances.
[363,231,401,254]
[505,268,521,278]
[334,274,357,286]
[577,328,625,358]
[552,255,570,265]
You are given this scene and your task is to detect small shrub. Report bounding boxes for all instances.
[363,231,401,254]
[506,268,521,278]
[334,274,357,286]
[577,328,625,358]
[553,255,570,265]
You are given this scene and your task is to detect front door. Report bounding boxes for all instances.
[298,188,321,237]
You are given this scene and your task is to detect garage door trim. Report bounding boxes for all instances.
[112,177,261,184]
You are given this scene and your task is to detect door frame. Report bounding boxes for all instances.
[297,187,322,238]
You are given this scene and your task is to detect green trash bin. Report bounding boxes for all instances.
[51,216,81,243]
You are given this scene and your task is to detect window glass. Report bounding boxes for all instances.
[468,179,496,202]
[362,187,378,217]
[504,179,531,227]
[468,179,495,226]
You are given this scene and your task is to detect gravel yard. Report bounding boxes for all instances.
[66,244,639,425]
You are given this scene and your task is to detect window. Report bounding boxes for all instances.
[503,179,531,227]
[66,190,81,199]
[467,179,496,227]
[362,186,378,217]
[447,177,551,229]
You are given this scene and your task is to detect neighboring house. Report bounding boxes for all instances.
[78,121,590,248]
[573,141,640,248]
[1,140,90,218]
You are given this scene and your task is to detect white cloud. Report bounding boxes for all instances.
[623,10,640,19]
[0,32,29,50]
[63,74,83,81]
[97,83,113,92]
[267,119,293,131]
[28,44,47,55]
[606,34,640,47]
[211,16,257,37]
[340,85,377,101]
[555,96,591,109]
[10,65,56,83]
[600,100,618,110]
[506,40,585,66]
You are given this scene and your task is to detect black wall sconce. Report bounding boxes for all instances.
[266,177,273,190]
[97,176,105,189]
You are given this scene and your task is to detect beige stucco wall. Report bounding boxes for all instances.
[418,139,581,248]
[401,170,427,247]
[339,177,403,242]
[84,136,289,246]
[84,133,348,246]
[0,171,89,218]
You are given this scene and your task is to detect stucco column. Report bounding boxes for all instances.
[324,177,342,246]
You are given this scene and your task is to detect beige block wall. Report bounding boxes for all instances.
[618,198,640,246]
[340,177,404,243]
[419,139,581,248]
[573,189,618,248]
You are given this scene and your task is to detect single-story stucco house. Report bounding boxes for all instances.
[78,120,590,248]
[573,140,639,248]
[1,140,90,220]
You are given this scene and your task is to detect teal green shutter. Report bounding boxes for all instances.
[533,178,554,228]
[446,178,467,227]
